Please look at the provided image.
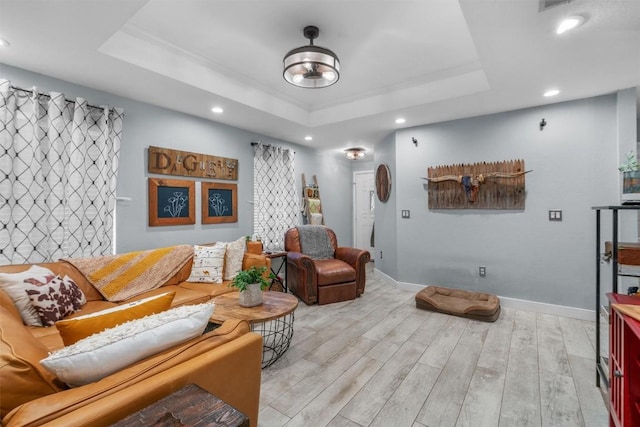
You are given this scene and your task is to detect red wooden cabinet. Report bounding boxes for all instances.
[608,293,640,427]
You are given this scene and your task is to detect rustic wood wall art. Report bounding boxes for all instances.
[148,178,195,226]
[423,159,531,210]
[376,164,391,203]
[148,146,238,181]
[201,182,238,224]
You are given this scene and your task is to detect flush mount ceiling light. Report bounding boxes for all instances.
[283,26,340,89]
[344,147,366,160]
[556,15,585,34]
[544,89,560,97]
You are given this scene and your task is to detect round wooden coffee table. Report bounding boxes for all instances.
[210,291,298,368]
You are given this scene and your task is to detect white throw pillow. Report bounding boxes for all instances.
[223,237,246,281]
[187,243,227,283]
[0,265,56,326]
[40,302,214,387]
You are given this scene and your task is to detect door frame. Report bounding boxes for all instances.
[352,170,375,250]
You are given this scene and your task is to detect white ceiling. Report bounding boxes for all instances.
[0,0,638,154]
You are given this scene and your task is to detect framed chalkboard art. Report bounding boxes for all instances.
[201,182,238,224]
[148,178,195,226]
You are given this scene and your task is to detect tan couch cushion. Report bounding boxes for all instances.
[0,306,64,418]
[56,292,176,346]
[0,288,23,322]
[127,285,210,306]
[179,281,235,298]
[162,256,194,286]
[26,301,120,352]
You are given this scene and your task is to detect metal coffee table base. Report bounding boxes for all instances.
[253,312,295,368]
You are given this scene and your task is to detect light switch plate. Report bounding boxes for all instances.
[549,209,562,221]
[401,210,410,218]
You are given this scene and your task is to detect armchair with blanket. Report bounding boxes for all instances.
[285,225,371,305]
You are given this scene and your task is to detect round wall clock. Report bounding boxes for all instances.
[376,164,391,203]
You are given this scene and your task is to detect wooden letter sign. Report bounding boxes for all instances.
[148,146,238,181]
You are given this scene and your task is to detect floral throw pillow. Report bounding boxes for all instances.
[25,275,86,326]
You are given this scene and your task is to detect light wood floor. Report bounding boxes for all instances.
[258,267,608,427]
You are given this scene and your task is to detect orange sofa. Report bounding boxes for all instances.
[0,246,270,426]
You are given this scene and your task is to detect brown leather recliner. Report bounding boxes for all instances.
[285,226,371,305]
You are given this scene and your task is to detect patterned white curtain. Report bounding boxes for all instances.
[253,143,298,251]
[0,79,123,264]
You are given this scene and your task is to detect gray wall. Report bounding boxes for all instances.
[0,64,355,252]
[351,159,374,173]
[373,133,398,279]
[376,92,637,310]
[294,148,355,246]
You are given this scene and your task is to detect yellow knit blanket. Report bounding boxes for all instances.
[63,245,194,302]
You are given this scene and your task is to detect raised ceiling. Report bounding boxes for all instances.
[0,0,638,154]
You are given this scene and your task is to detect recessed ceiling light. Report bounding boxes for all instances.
[0,38,10,47]
[304,136,313,141]
[544,89,560,97]
[395,118,406,124]
[211,107,223,114]
[556,15,585,35]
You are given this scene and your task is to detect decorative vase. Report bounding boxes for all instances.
[623,171,640,193]
[238,283,263,307]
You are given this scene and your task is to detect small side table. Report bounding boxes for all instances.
[264,251,288,292]
[210,291,298,368]
[111,384,249,426]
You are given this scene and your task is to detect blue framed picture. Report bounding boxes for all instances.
[201,182,237,224]
[148,178,195,226]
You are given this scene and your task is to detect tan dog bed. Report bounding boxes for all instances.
[415,286,500,322]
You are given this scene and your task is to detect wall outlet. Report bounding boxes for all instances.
[549,209,562,221]
[479,266,486,277]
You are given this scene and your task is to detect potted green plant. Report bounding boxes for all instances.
[230,266,271,307]
[619,151,640,202]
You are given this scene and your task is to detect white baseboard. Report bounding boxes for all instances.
[374,268,596,321]
[497,296,595,321]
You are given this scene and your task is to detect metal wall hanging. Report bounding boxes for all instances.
[423,159,531,210]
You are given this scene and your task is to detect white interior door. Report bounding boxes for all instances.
[354,171,375,254]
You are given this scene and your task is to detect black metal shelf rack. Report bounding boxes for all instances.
[592,205,640,389]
